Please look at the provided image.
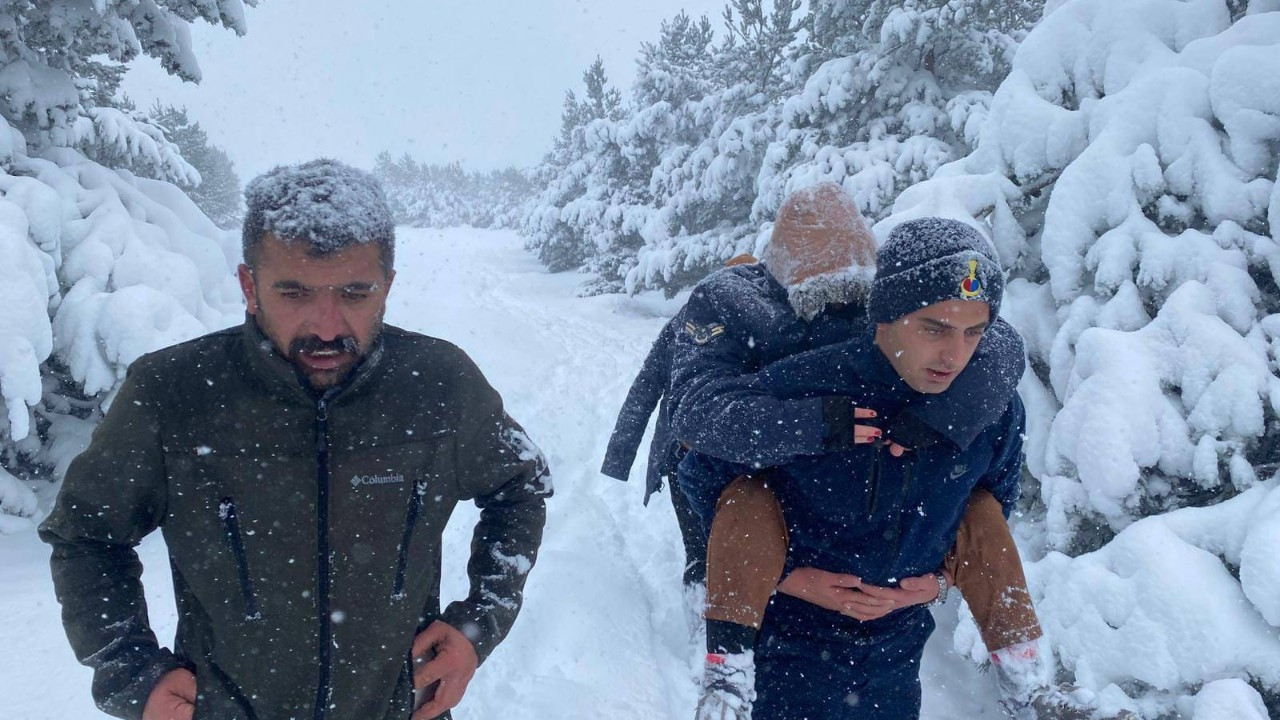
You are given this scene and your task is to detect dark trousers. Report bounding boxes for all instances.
[667,464,708,587]
[676,450,739,533]
[754,594,933,720]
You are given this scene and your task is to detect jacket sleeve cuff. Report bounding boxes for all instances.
[821,396,857,451]
[599,453,633,482]
[440,601,503,666]
[99,648,188,720]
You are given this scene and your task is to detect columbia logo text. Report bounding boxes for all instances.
[350,473,405,488]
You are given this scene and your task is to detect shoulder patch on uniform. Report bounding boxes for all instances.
[684,321,726,346]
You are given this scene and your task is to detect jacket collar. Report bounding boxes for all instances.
[858,327,915,395]
[240,314,386,406]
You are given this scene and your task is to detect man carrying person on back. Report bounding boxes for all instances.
[669,186,1124,719]
[41,159,551,720]
[735,215,1029,718]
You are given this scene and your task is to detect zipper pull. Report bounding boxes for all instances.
[317,399,328,422]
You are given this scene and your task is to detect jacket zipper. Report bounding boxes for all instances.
[883,456,915,583]
[314,397,332,720]
[866,445,882,514]
[392,481,427,598]
[218,498,262,622]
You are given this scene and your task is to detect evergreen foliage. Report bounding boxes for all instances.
[520,0,1045,295]
[754,0,1043,224]
[0,1,256,532]
[371,152,535,231]
[885,1,1280,709]
[149,104,243,229]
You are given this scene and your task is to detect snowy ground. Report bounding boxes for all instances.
[0,227,1006,719]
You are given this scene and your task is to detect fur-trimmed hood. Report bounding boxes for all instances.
[762,182,876,320]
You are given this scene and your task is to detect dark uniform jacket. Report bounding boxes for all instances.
[600,315,681,502]
[667,263,868,469]
[668,264,1025,526]
[757,329,1025,590]
[40,318,551,720]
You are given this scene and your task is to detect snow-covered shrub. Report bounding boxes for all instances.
[887,0,1280,710]
[0,137,244,533]
[1028,480,1280,717]
[0,1,255,532]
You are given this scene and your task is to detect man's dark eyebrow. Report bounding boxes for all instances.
[270,281,379,291]
[920,317,990,331]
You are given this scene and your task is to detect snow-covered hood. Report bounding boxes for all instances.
[762,182,875,320]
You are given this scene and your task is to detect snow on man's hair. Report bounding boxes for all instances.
[242,159,396,272]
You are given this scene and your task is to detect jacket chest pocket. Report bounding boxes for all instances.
[163,453,316,625]
[329,430,456,601]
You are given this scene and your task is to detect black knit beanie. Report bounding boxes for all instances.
[866,218,1004,324]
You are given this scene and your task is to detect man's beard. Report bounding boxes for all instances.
[252,310,382,391]
[287,334,367,391]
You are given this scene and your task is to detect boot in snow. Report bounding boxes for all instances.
[994,639,1138,720]
[695,651,755,720]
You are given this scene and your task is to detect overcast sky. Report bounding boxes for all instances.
[123,0,728,181]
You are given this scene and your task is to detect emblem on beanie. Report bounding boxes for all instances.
[959,259,983,299]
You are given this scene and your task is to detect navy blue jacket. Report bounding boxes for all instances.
[666,264,865,468]
[667,263,1025,469]
[756,329,1024,586]
[601,316,681,502]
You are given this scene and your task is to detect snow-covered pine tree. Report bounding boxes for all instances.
[885,0,1280,713]
[523,57,626,273]
[373,151,421,223]
[717,0,804,96]
[634,12,717,110]
[150,104,243,228]
[626,0,805,295]
[399,161,471,228]
[753,0,1044,224]
[0,1,255,533]
[475,167,536,229]
[566,13,721,295]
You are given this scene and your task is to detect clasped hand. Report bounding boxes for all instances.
[777,567,949,621]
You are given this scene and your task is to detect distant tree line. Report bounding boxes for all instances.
[371,152,535,230]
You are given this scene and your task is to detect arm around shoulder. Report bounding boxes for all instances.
[666,284,829,467]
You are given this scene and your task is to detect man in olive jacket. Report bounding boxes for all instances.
[40,159,552,720]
